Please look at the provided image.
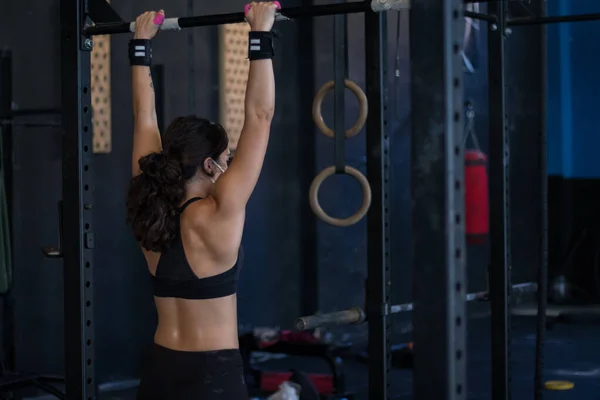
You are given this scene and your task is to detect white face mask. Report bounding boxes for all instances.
[212,159,226,174]
[210,159,226,183]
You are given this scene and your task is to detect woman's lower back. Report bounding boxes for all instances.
[137,296,248,400]
[153,295,239,351]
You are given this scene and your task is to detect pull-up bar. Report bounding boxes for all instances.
[85,1,376,36]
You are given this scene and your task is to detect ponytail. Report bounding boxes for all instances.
[126,152,186,252]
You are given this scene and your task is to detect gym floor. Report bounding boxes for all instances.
[18,315,599,400]
[84,316,599,400]
[340,317,600,399]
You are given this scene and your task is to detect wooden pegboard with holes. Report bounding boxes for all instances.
[219,22,250,152]
[91,33,112,154]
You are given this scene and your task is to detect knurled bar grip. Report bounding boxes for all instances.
[129,18,182,32]
[309,166,372,227]
[312,80,368,138]
[295,307,366,330]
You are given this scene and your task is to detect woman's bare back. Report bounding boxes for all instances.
[145,199,244,351]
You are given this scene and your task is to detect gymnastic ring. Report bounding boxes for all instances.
[309,166,372,227]
[312,80,369,139]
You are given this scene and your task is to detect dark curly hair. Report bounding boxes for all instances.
[126,116,229,253]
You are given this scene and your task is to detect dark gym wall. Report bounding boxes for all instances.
[1,0,544,388]
[2,0,312,384]
[504,16,545,287]
[0,0,64,376]
[547,0,600,302]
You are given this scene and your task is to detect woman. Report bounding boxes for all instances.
[125,3,278,399]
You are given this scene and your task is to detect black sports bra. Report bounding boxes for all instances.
[152,197,243,300]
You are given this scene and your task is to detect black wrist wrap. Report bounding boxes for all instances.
[248,31,275,61]
[129,39,152,66]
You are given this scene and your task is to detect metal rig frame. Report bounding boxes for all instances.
[61,0,95,397]
[410,0,467,398]
[61,0,586,397]
[466,0,600,399]
[61,0,394,398]
[469,1,551,399]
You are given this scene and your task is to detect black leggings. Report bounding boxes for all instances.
[137,344,249,400]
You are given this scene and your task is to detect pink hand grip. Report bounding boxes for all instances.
[153,13,165,25]
[244,1,282,15]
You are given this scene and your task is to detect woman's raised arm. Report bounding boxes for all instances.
[213,2,279,214]
[130,10,164,176]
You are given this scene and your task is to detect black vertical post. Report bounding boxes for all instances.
[535,1,548,398]
[187,0,196,114]
[365,7,391,400]
[299,0,318,316]
[0,49,15,373]
[410,0,467,398]
[333,12,347,174]
[488,1,511,399]
[0,50,12,228]
[60,0,96,397]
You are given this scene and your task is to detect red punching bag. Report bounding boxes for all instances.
[464,149,489,245]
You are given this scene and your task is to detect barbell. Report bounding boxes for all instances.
[295,282,537,330]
